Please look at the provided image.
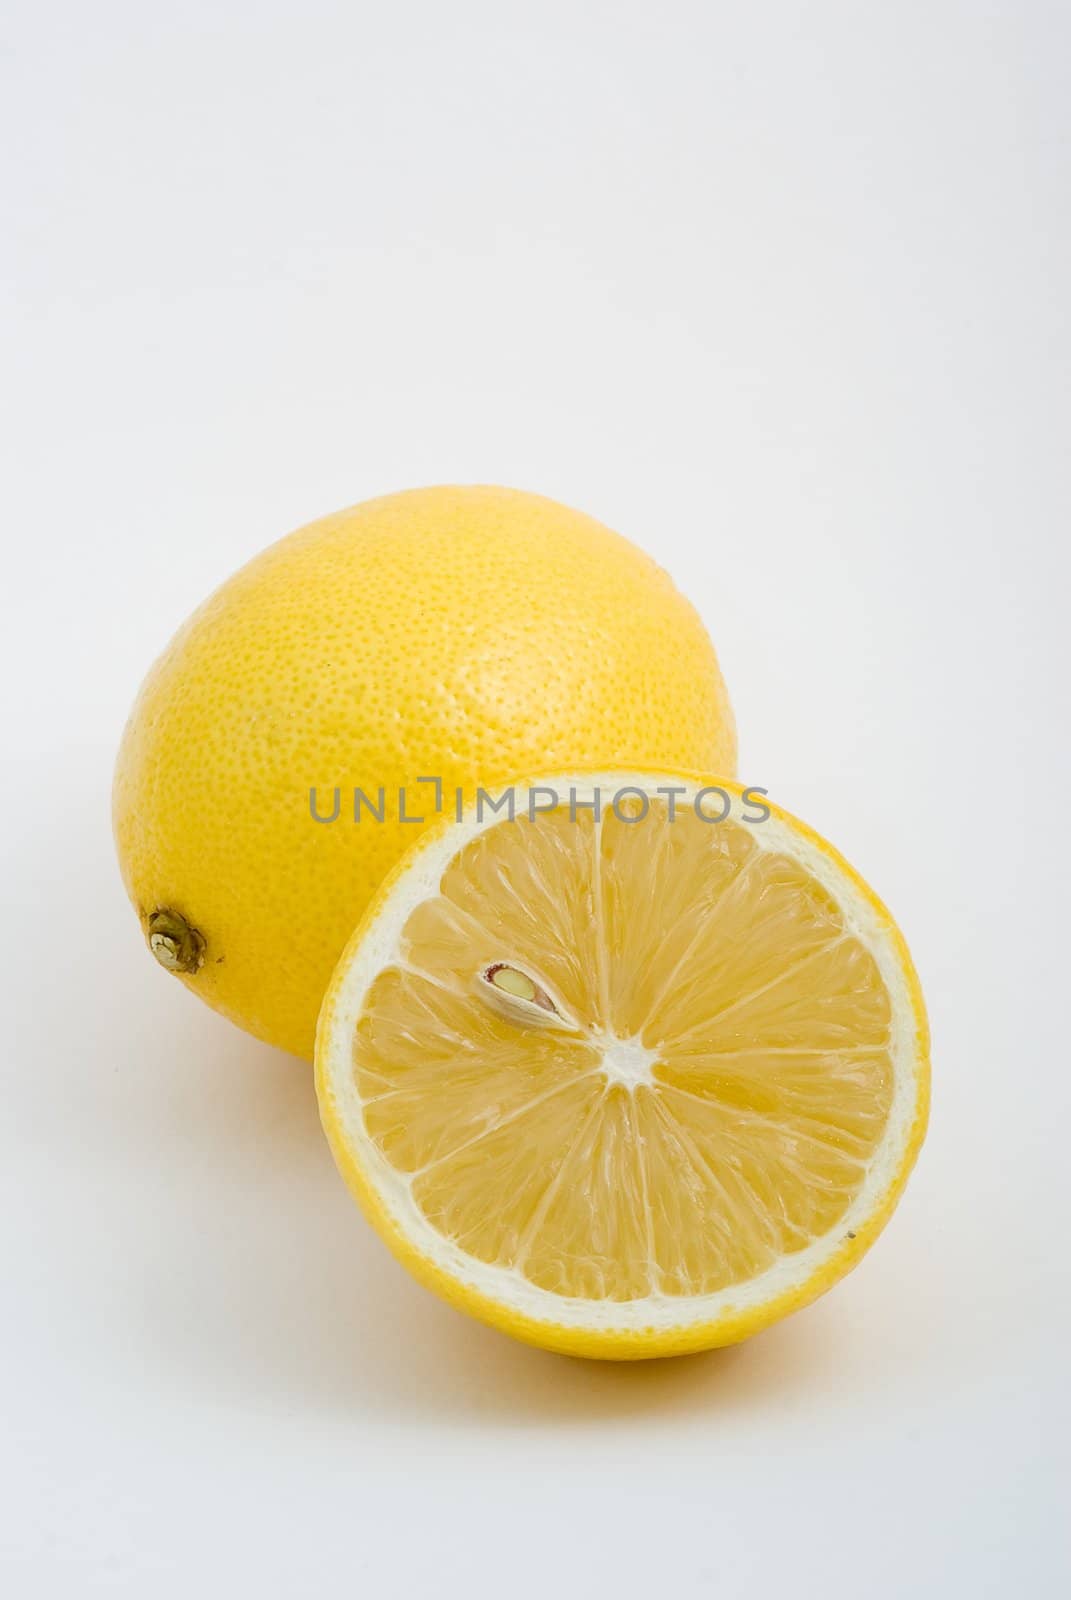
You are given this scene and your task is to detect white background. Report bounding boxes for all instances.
[2,2,1068,1594]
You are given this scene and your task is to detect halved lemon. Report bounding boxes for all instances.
[316,774,929,1359]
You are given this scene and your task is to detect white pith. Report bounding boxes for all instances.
[598,1036,657,1088]
[319,774,925,1337]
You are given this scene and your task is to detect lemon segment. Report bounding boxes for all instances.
[316,774,929,1358]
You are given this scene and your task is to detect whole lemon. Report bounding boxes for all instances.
[114,486,736,1058]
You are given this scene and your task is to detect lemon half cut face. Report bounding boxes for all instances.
[316,774,929,1359]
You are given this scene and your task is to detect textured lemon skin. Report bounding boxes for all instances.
[315,773,930,1360]
[114,488,736,1060]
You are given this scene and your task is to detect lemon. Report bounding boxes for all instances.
[316,773,929,1359]
[114,488,736,1058]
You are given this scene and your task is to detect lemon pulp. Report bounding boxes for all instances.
[347,796,899,1306]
